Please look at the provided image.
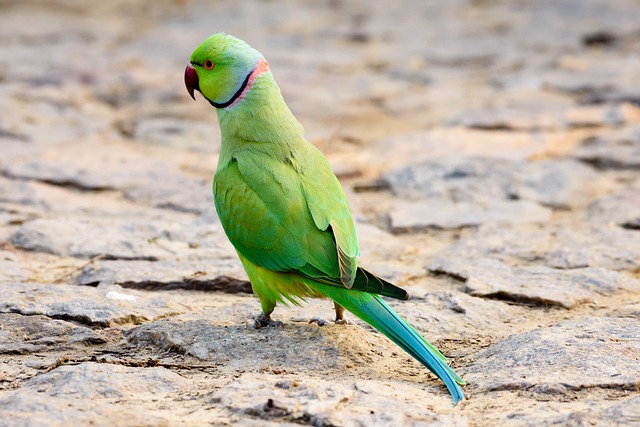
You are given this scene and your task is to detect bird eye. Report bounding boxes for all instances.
[204,59,215,70]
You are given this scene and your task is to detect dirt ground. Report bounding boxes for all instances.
[1,1,639,426]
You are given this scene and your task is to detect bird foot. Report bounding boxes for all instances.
[309,317,329,326]
[309,317,351,326]
[333,303,350,325]
[247,314,284,329]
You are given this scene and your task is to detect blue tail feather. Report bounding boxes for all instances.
[309,282,465,405]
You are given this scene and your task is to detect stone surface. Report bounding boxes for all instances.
[429,258,640,308]
[598,396,640,426]
[586,178,640,228]
[214,374,467,427]
[77,259,247,290]
[434,222,640,272]
[0,363,190,426]
[0,249,29,283]
[0,282,180,327]
[362,128,571,172]
[125,318,398,369]
[389,199,551,232]
[451,103,639,131]
[575,125,640,170]
[465,317,640,394]
[395,290,527,341]
[383,157,608,209]
[0,313,104,354]
[11,217,195,260]
[2,0,640,425]
[0,175,169,218]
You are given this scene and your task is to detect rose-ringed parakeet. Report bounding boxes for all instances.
[184,33,465,404]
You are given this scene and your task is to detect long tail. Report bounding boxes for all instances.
[307,281,465,405]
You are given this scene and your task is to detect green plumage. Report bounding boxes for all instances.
[186,33,465,405]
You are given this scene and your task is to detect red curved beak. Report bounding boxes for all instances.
[184,64,199,100]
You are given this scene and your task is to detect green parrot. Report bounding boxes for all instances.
[184,33,465,404]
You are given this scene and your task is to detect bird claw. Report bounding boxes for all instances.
[309,317,329,326]
[247,314,284,329]
[309,317,351,326]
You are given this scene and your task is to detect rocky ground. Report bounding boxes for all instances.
[1,0,639,426]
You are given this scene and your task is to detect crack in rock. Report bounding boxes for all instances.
[118,276,252,294]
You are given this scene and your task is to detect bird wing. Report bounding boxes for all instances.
[214,149,341,281]
[214,146,407,299]
[298,144,360,288]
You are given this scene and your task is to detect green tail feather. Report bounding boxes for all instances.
[307,281,465,405]
[352,267,409,300]
[304,267,409,300]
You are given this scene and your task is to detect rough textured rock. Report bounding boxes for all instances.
[363,128,565,172]
[0,313,104,354]
[451,104,638,131]
[575,124,640,170]
[382,156,614,232]
[215,374,467,427]
[2,0,640,425]
[0,363,190,426]
[586,178,640,228]
[125,319,398,369]
[0,175,171,219]
[598,396,640,426]
[1,141,169,191]
[11,217,195,260]
[429,258,640,308]
[353,221,425,281]
[389,199,551,232]
[465,317,640,394]
[0,282,179,327]
[394,290,527,341]
[0,250,29,283]
[383,157,608,209]
[434,222,640,272]
[26,362,187,398]
[78,259,247,290]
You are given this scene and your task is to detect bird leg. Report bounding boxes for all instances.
[248,313,284,329]
[334,302,350,325]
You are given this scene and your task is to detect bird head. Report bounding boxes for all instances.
[184,33,266,109]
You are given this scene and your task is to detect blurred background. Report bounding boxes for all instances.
[3,0,640,165]
[3,0,640,231]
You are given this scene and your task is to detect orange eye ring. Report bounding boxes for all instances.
[204,59,215,70]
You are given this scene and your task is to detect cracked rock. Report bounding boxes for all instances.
[575,124,640,170]
[11,217,193,260]
[78,259,247,292]
[586,178,640,228]
[216,373,466,426]
[0,282,179,327]
[125,318,396,369]
[0,313,104,354]
[435,222,640,271]
[429,258,639,308]
[464,317,640,394]
[0,363,188,426]
[394,291,525,341]
[383,157,607,209]
[389,199,551,232]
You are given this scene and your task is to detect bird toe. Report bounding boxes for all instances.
[309,317,329,326]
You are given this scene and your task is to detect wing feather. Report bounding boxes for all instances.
[214,151,339,278]
[213,144,406,299]
[299,145,360,287]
